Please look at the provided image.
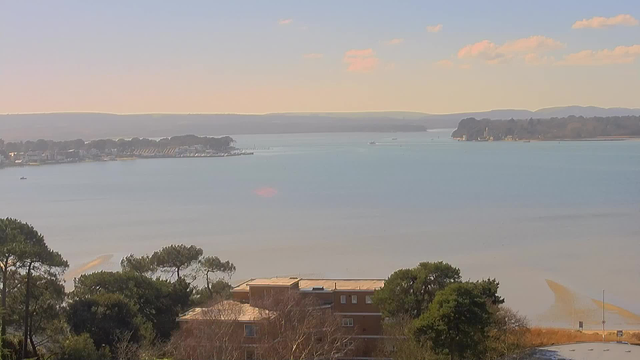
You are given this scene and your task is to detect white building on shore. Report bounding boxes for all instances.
[25,151,43,163]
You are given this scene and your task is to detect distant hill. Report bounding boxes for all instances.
[1,106,639,141]
[274,106,640,120]
[271,111,430,120]
[417,106,640,128]
[531,106,640,118]
[0,113,427,142]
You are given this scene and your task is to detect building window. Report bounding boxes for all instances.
[351,295,357,304]
[340,295,347,304]
[244,324,257,337]
[341,318,354,327]
[366,295,373,304]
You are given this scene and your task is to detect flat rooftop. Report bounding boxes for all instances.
[232,278,385,292]
[298,279,385,291]
[233,277,301,291]
[531,342,636,359]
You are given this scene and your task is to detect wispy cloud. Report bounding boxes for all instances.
[278,19,293,25]
[524,53,556,66]
[557,45,640,66]
[385,38,405,45]
[572,14,639,29]
[426,24,443,33]
[302,53,323,59]
[343,48,379,72]
[458,36,565,64]
[458,40,500,61]
[345,49,375,57]
[435,59,454,68]
[500,36,565,53]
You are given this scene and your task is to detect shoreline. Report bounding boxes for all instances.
[552,136,640,142]
[455,136,640,142]
[0,151,254,170]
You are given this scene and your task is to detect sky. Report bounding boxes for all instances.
[1,0,639,114]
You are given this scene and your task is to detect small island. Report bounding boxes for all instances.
[0,134,252,168]
[452,115,640,141]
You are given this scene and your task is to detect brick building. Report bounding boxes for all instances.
[179,277,387,359]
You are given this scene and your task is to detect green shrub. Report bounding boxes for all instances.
[56,334,110,360]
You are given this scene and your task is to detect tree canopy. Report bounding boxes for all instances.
[0,218,235,359]
[374,261,461,319]
[150,244,204,280]
[70,270,190,340]
[120,254,156,276]
[0,218,26,339]
[55,334,110,360]
[66,293,143,350]
[452,115,640,141]
[373,261,524,360]
[413,282,493,360]
[0,218,68,358]
[198,256,236,296]
[0,135,236,154]
[7,273,66,357]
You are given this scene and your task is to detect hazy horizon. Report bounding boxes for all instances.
[3,104,640,116]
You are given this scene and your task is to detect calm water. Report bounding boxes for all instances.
[1,130,639,321]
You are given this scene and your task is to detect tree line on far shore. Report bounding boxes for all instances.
[1,218,531,360]
[452,115,640,141]
[0,135,235,157]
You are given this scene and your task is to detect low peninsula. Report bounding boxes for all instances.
[0,134,251,168]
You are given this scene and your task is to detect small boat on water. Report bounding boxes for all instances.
[368,141,377,145]
[523,140,531,143]
[20,177,27,180]
[391,137,398,140]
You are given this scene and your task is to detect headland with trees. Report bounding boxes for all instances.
[452,115,640,141]
[0,135,251,169]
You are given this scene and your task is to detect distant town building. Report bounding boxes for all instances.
[25,151,43,163]
[44,151,55,161]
